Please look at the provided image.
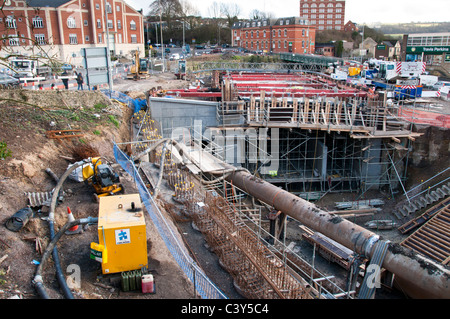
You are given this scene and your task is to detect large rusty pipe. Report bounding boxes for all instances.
[226,170,450,299]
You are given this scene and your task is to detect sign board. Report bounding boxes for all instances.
[81,47,110,87]
[407,46,450,55]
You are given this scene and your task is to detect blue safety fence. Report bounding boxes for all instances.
[102,90,147,113]
[113,142,228,299]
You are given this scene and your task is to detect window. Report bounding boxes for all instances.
[118,33,122,43]
[95,4,100,9]
[251,31,253,38]
[69,34,78,44]
[6,16,16,29]
[34,34,46,45]
[107,20,113,29]
[278,40,281,48]
[84,20,88,26]
[284,41,287,48]
[130,20,136,30]
[263,30,266,38]
[9,37,20,46]
[67,17,76,28]
[245,31,248,38]
[273,30,276,37]
[116,5,120,12]
[311,9,316,13]
[286,19,289,25]
[97,19,101,28]
[256,31,259,38]
[131,34,137,43]
[117,20,122,29]
[85,35,90,42]
[106,2,112,13]
[284,29,287,37]
[98,33,102,43]
[278,30,281,37]
[302,3,308,7]
[32,16,44,28]
[327,14,333,19]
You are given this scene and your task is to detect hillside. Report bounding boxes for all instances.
[375,21,450,35]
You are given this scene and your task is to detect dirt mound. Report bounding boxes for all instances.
[0,88,194,299]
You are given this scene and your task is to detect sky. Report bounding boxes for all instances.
[125,0,450,25]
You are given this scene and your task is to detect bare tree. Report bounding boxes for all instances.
[207,1,222,19]
[149,0,183,30]
[221,2,241,28]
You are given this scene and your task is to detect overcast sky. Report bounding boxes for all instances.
[125,0,449,25]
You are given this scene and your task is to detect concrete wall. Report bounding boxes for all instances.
[149,97,219,139]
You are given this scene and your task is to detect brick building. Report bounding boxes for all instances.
[231,17,316,55]
[299,0,345,31]
[0,0,144,65]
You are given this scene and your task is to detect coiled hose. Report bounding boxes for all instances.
[33,216,98,299]
[33,160,89,299]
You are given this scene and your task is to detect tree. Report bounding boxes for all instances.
[149,0,183,31]
[220,2,240,28]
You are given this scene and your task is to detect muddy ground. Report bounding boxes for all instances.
[0,71,448,301]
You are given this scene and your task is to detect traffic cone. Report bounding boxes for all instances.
[65,207,82,234]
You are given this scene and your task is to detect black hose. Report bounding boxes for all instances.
[33,160,88,299]
[33,217,98,299]
[49,219,74,299]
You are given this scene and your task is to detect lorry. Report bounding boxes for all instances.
[374,61,426,82]
[10,57,52,79]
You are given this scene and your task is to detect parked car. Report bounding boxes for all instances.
[433,81,450,90]
[169,53,180,61]
[0,73,20,88]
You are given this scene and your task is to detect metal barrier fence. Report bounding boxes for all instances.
[113,142,228,299]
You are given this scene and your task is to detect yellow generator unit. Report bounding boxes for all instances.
[90,194,148,275]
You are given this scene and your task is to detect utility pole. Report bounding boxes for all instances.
[159,0,165,72]
[103,0,113,91]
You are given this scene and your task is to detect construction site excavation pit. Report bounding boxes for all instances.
[0,68,449,301]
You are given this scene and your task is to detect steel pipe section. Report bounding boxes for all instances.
[226,170,450,299]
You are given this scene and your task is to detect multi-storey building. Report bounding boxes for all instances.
[299,0,345,31]
[231,17,316,55]
[0,0,144,65]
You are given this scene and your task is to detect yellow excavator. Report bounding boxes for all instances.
[127,51,150,80]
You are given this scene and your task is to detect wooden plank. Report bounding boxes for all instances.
[325,101,331,125]
[304,98,310,124]
[336,100,342,125]
[292,98,298,122]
